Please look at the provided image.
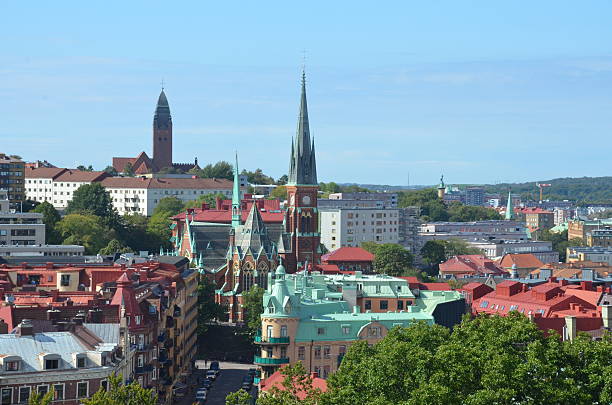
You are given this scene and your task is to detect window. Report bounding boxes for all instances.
[479,300,489,308]
[137,355,144,367]
[280,347,287,358]
[323,346,331,359]
[342,326,350,335]
[77,382,88,398]
[369,326,381,337]
[267,325,273,338]
[339,345,346,355]
[18,387,30,403]
[45,359,59,369]
[5,361,19,371]
[101,381,108,392]
[1,388,11,405]
[509,305,519,311]
[380,300,388,310]
[280,325,287,337]
[53,384,64,401]
[317,328,325,336]
[60,274,70,286]
[37,386,48,396]
[397,300,404,310]
[323,365,330,378]
[314,346,321,359]
[77,357,86,368]
[365,300,371,310]
[298,346,305,360]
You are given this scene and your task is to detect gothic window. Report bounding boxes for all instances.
[300,214,311,233]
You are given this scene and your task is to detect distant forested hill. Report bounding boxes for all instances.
[483,177,612,203]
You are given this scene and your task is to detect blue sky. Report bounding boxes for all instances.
[1,1,612,185]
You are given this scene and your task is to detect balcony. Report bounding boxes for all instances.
[131,343,152,352]
[135,365,154,374]
[254,335,290,345]
[253,356,289,365]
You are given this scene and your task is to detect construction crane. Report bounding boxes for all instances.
[536,183,551,203]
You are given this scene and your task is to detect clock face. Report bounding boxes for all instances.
[301,195,311,205]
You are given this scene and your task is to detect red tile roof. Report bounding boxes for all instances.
[25,167,68,179]
[55,170,109,183]
[100,177,233,190]
[439,255,507,277]
[174,202,283,223]
[497,253,544,269]
[260,368,327,399]
[321,247,374,263]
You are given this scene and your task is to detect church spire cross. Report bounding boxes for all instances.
[288,71,317,186]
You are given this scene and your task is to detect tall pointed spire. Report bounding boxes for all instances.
[288,71,317,185]
[232,152,242,228]
[154,90,171,129]
[505,190,515,220]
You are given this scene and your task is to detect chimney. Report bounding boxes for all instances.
[47,309,61,321]
[16,319,34,337]
[564,316,577,341]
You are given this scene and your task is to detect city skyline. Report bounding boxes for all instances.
[2,2,612,185]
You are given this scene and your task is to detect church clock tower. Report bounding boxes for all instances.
[282,72,321,272]
[152,89,173,171]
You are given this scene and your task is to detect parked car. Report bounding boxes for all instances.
[206,370,217,380]
[195,390,207,401]
[201,380,213,390]
[209,361,220,371]
[243,374,254,384]
[241,381,252,391]
[247,368,257,377]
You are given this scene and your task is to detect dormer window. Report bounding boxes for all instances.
[5,361,19,371]
[77,357,86,368]
[45,359,59,369]
[60,274,70,286]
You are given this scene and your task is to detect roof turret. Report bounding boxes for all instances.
[288,72,317,185]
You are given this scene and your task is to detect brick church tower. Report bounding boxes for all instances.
[152,89,173,170]
[280,72,321,272]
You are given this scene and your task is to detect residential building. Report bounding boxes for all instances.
[101,176,233,216]
[439,255,508,279]
[320,207,400,250]
[24,167,68,204]
[419,220,529,242]
[554,208,572,226]
[112,90,199,174]
[327,192,398,208]
[464,187,485,206]
[255,265,464,379]
[567,246,612,265]
[467,240,558,264]
[471,279,610,339]
[496,253,545,278]
[530,262,612,280]
[319,247,374,273]
[567,218,612,241]
[0,154,25,210]
[587,228,612,248]
[397,206,421,254]
[517,207,555,231]
[0,320,123,405]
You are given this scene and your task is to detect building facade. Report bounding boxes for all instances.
[419,220,529,242]
[0,154,25,210]
[319,207,400,251]
[254,265,464,380]
[587,228,612,248]
[468,240,558,264]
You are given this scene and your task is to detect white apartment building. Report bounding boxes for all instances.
[26,167,235,216]
[0,191,46,247]
[320,207,400,251]
[100,177,234,216]
[25,168,108,210]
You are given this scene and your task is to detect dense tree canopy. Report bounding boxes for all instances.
[191,161,234,180]
[323,313,612,405]
[198,277,225,334]
[83,374,157,405]
[371,243,414,276]
[420,239,482,275]
[183,193,226,210]
[538,229,585,261]
[242,168,275,185]
[56,213,112,254]
[269,185,288,201]
[32,201,62,244]
[241,285,265,335]
[152,196,185,216]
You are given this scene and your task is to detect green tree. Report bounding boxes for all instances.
[83,374,157,405]
[225,389,252,405]
[420,240,447,272]
[269,185,287,200]
[123,162,135,176]
[276,174,288,185]
[539,229,585,261]
[191,161,233,180]
[242,168,275,185]
[56,213,112,254]
[76,165,94,171]
[372,243,414,276]
[443,238,482,258]
[66,183,116,219]
[183,193,226,210]
[360,241,380,255]
[447,202,502,221]
[241,285,265,335]
[153,197,184,216]
[257,362,323,405]
[28,389,54,405]
[147,210,173,250]
[198,277,225,334]
[21,199,39,212]
[99,239,132,255]
[324,313,612,405]
[33,201,62,244]
[104,165,118,176]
